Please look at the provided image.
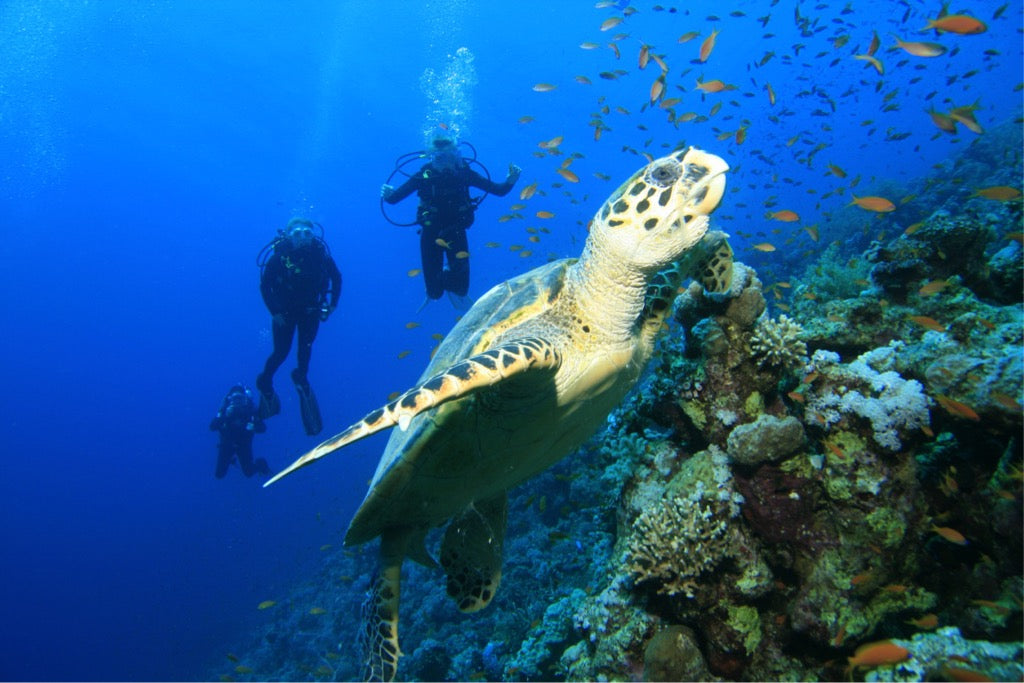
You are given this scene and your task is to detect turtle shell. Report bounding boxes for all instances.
[345,258,576,546]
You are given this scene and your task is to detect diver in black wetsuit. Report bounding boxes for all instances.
[381,138,520,304]
[255,218,341,436]
[210,384,269,478]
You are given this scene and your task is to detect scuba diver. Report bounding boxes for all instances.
[209,384,269,479]
[380,137,521,306]
[255,218,341,436]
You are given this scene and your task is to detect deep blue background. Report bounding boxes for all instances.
[1,1,1019,679]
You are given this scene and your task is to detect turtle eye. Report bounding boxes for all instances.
[645,159,682,188]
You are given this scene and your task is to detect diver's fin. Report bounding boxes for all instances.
[440,492,507,613]
[293,374,323,436]
[447,290,471,311]
[256,372,280,419]
[264,337,562,486]
[359,532,405,682]
[256,386,280,420]
[415,296,431,314]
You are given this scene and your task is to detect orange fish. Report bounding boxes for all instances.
[698,29,719,62]
[532,83,556,92]
[927,108,958,133]
[677,31,700,44]
[599,16,623,31]
[906,614,939,630]
[867,31,880,57]
[650,76,665,102]
[854,54,884,74]
[825,441,846,459]
[804,225,819,241]
[538,135,563,149]
[849,194,895,212]
[694,78,735,93]
[918,279,949,296]
[949,105,984,134]
[847,641,910,670]
[752,242,776,252]
[931,525,968,545]
[941,665,995,682]
[893,37,948,57]
[535,211,555,219]
[638,44,650,70]
[765,82,776,106]
[557,168,579,183]
[973,186,1021,201]
[907,315,946,332]
[922,14,987,35]
[935,394,981,422]
[520,182,538,200]
[768,209,800,222]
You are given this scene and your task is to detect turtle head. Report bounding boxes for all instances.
[591,147,728,271]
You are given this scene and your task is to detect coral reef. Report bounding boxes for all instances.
[215,121,1022,683]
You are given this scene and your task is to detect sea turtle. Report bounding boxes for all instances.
[265,147,732,681]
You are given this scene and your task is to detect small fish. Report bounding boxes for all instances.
[918,279,949,296]
[517,116,534,124]
[908,315,946,332]
[575,75,592,85]
[931,525,969,545]
[435,238,451,248]
[484,241,500,248]
[650,76,665,102]
[904,221,925,235]
[532,83,557,92]
[922,14,987,35]
[827,163,847,178]
[768,209,800,222]
[579,42,601,50]
[893,37,948,57]
[847,641,911,670]
[787,391,805,403]
[455,250,469,259]
[397,350,411,359]
[234,666,253,674]
[319,544,332,551]
[853,54,884,75]
[825,441,846,459]
[991,391,1022,411]
[405,321,420,329]
[677,31,700,44]
[309,607,326,615]
[557,168,580,183]
[804,225,820,241]
[973,186,1021,201]
[520,250,533,258]
[752,242,777,252]
[849,194,895,212]
[694,78,735,93]
[949,105,984,134]
[536,210,555,219]
[935,394,981,421]
[539,135,563,149]
[600,16,624,31]
[520,182,538,200]
[226,653,240,663]
[698,29,719,62]
[407,268,421,277]
[257,600,276,610]
[907,613,939,630]
[765,82,776,106]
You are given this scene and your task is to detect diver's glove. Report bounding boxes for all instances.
[380,184,395,200]
[319,304,335,322]
[507,164,521,183]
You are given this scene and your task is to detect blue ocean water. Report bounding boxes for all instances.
[0,1,1020,680]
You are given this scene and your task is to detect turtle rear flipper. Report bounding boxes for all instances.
[359,532,405,682]
[440,492,507,613]
[265,338,562,487]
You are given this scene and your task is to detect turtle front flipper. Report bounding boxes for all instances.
[359,531,405,682]
[440,492,508,613]
[264,337,562,486]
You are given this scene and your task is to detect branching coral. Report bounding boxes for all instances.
[627,494,731,597]
[625,448,742,597]
[749,314,808,369]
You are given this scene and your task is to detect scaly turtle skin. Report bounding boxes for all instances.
[266,147,731,681]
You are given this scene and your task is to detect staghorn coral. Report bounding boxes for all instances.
[749,313,808,369]
[626,447,742,598]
